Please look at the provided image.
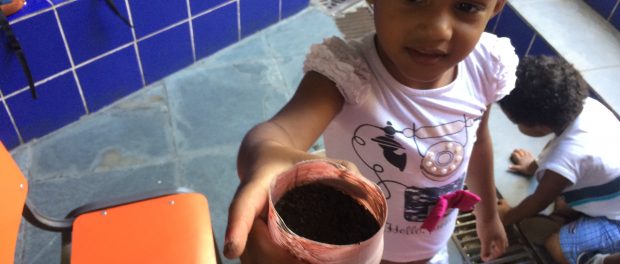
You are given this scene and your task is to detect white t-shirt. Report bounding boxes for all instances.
[535,98,620,220]
[303,33,518,262]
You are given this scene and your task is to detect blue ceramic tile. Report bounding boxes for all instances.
[527,35,556,56]
[485,11,500,33]
[138,23,193,84]
[281,0,308,19]
[584,0,616,19]
[0,102,19,149]
[190,0,230,15]
[77,46,142,112]
[130,0,188,38]
[493,5,535,58]
[57,0,133,65]
[240,0,279,37]
[5,0,51,22]
[7,73,85,143]
[612,6,620,30]
[193,2,238,59]
[0,11,71,95]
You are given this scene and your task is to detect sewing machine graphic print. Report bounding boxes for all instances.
[351,115,479,222]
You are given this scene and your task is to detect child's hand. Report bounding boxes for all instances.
[508,148,537,176]
[225,175,301,264]
[239,217,306,264]
[476,214,508,262]
[224,155,361,262]
[224,157,301,261]
[496,199,512,224]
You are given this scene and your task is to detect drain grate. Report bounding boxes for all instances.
[452,212,543,263]
[311,0,374,40]
[451,190,554,264]
[311,0,365,16]
[334,6,374,40]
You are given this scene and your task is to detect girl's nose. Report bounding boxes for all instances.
[412,11,452,43]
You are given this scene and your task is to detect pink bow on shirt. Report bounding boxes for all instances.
[421,190,481,232]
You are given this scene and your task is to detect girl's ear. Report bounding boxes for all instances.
[492,0,507,16]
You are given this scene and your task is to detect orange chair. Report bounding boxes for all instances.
[0,141,220,264]
[1,0,25,16]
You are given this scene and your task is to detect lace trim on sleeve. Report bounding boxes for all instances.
[487,36,519,103]
[303,37,371,104]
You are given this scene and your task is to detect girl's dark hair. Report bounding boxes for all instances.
[498,55,589,131]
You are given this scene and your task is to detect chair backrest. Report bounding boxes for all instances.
[0,141,28,264]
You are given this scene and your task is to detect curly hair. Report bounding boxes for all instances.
[499,55,589,132]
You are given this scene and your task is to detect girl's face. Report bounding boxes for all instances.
[370,0,506,89]
[501,108,554,137]
[516,123,553,137]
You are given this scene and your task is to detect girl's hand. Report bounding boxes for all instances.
[508,148,537,176]
[225,70,345,262]
[224,153,301,261]
[239,217,306,264]
[476,214,508,262]
[224,155,361,262]
[224,179,271,260]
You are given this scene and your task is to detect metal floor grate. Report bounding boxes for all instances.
[334,5,374,41]
[312,0,374,41]
[451,189,555,264]
[311,0,364,16]
[452,212,544,263]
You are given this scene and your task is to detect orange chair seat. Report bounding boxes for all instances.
[71,192,216,264]
[0,142,29,264]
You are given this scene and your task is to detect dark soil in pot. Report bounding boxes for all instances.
[275,182,380,245]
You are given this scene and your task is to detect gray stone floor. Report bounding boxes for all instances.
[11,8,340,264]
[9,2,618,264]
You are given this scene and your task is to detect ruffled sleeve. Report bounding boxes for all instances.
[480,33,519,104]
[303,37,371,104]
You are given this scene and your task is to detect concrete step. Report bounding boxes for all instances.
[510,0,620,116]
[583,0,620,30]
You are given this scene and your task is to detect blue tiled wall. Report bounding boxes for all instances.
[0,0,309,149]
[584,0,620,30]
[493,6,537,58]
[486,4,557,58]
[585,0,619,19]
[488,1,618,57]
[613,7,620,30]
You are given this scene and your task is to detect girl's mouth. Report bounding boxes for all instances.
[406,48,446,64]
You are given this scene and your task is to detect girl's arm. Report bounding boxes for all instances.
[499,170,572,226]
[224,71,345,261]
[466,106,508,262]
[236,71,344,182]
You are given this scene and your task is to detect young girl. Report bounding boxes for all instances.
[225,0,516,263]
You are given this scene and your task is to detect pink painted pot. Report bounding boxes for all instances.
[268,160,388,264]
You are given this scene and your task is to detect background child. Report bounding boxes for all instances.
[497,55,620,264]
[225,0,516,263]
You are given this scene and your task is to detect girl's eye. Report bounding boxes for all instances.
[455,2,485,13]
[406,0,430,5]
